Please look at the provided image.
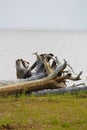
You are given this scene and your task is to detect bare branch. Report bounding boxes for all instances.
[56,71,83,83]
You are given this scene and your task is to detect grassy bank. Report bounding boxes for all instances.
[0,92,87,130]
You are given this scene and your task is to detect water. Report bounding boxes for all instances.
[0,30,87,85]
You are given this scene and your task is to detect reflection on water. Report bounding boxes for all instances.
[0,30,87,85]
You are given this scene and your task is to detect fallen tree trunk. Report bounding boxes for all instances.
[0,53,83,96]
[0,80,66,96]
[0,80,86,96]
[0,61,67,96]
[31,83,87,95]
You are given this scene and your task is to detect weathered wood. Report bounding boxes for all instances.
[16,59,32,79]
[0,60,67,96]
[31,84,87,95]
[16,53,55,79]
[0,53,83,96]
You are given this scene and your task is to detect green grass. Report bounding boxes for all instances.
[0,91,87,129]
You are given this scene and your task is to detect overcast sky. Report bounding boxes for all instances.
[0,0,87,30]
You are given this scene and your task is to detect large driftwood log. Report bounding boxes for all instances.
[0,53,83,96]
[0,60,67,96]
[31,83,87,96]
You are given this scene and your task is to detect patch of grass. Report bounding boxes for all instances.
[0,92,87,129]
[50,117,60,126]
[62,122,70,128]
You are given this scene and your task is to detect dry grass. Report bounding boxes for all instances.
[0,92,87,130]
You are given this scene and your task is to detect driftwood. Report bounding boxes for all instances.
[0,53,83,96]
[31,83,87,96]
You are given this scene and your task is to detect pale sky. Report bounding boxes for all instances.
[0,0,87,30]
